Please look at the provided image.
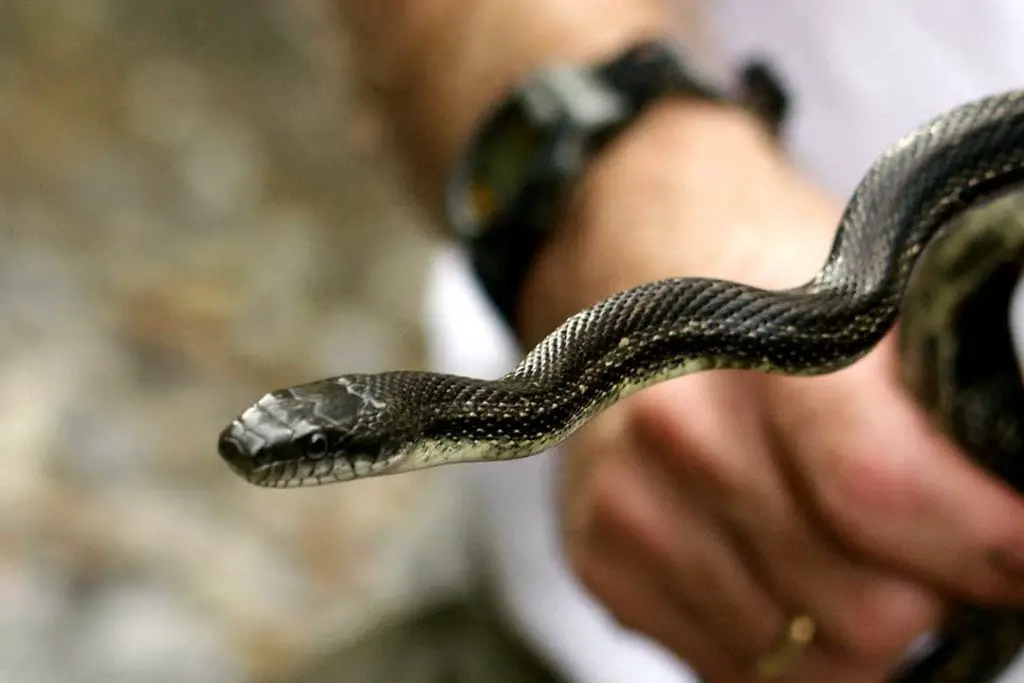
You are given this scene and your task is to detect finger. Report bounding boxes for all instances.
[627,372,777,520]
[571,499,754,683]
[630,373,945,671]
[583,513,908,683]
[576,445,790,663]
[732,444,946,669]
[765,337,1024,604]
[751,392,946,667]
[789,643,904,683]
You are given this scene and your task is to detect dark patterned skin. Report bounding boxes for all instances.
[897,190,1024,683]
[219,90,1024,682]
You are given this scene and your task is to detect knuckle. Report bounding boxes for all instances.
[630,390,752,499]
[570,554,648,638]
[561,460,635,573]
[947,553,999,603]
[678,440,751,499]
[561,448,622,541]
[562,529,592,580]
[562,508,604,582]
[607,603,648,636]
[812,445,918,552]
[586,460,635,532]
[576,565,631,630]
[958,534,1024,602]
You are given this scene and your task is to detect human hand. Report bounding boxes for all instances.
[518,101,1024,682]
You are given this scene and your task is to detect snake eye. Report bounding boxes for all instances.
[308,433,329,459]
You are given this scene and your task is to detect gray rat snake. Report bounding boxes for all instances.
[219,91,1024,682]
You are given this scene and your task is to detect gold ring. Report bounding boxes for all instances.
[755,614,816,681]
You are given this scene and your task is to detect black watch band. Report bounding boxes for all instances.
[443,39,789,336]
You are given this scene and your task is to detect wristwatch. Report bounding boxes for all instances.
[443,38,790,335]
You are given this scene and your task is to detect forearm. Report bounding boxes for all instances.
[337,0,837,347]
[338,0,691,216]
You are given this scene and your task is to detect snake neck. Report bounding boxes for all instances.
[409,93,1024,467]
[415,304,890,463]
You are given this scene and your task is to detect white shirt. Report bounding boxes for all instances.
[424,3,1024,681]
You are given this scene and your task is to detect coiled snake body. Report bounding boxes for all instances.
[219,91,1024,682]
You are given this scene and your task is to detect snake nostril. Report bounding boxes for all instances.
[218,427,252,474]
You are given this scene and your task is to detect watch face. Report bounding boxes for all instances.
[462,100,545,234]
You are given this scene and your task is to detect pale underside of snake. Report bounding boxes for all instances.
[219,91,1024,682]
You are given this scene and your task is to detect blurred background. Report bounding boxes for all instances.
[0,2,544,682]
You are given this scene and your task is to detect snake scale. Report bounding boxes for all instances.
[219,91,1024,682]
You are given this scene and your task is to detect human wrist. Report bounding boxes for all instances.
[342,0,677,219]
[515,98,840,347]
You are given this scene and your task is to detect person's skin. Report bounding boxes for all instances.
[338,1,1024,681]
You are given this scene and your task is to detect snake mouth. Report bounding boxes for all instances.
[217,423,264,480]
[217,427,314,486]
[240,456,392,488]
[218,422,399,487]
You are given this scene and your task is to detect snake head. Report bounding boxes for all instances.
[218,376,409,487]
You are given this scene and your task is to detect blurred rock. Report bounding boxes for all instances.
[70,580,245,683]
[0,1,448,681]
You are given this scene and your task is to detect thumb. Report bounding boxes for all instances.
[763,337,1024,605]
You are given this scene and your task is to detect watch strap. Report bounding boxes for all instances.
[457,40,789,336]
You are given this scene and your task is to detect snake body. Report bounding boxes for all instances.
[219,91,1024,682]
